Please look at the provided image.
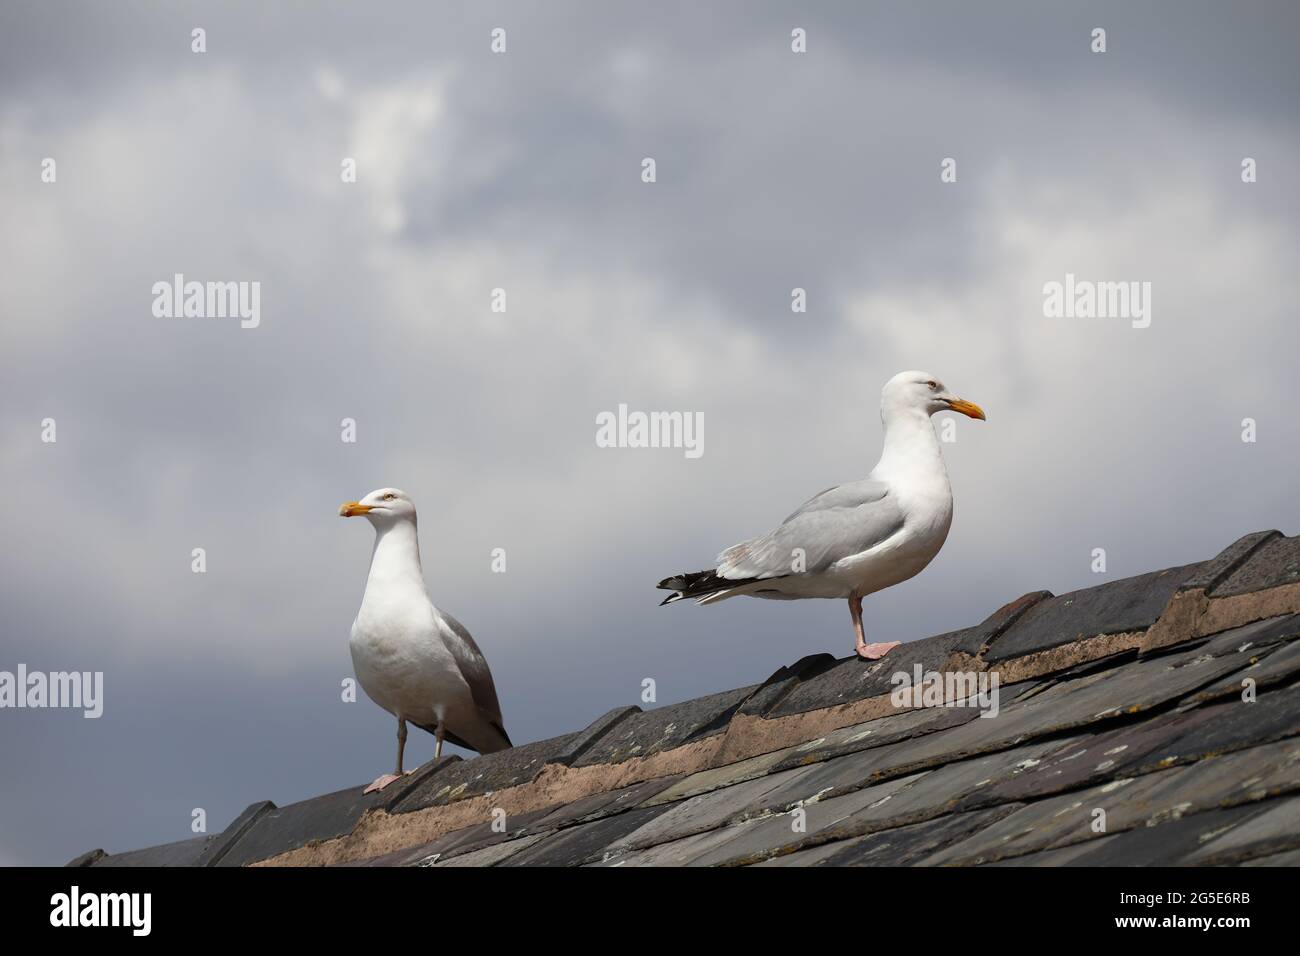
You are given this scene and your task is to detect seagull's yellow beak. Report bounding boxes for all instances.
[947,398,986,421]
[338,502,372,517]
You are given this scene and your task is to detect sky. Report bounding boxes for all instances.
[1,1,1298,866]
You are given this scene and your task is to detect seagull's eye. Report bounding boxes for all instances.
[383,493,396,501]
[926,381,938,390]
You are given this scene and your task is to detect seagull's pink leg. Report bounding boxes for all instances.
[364,717,411,793]
[849,595,900,660]
[434,721,445,761]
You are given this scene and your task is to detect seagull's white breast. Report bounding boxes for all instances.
[349,593,473,727]
[834,458,954,598]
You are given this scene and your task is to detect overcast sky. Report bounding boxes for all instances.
[2,1,1298,866]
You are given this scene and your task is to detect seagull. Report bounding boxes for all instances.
[657,371,986,660]
[339,487,512,793]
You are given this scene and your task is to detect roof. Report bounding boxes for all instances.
[69,529,1300,868]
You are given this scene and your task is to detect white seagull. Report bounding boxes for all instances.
[657,371,986,660]
[340,487,511,793]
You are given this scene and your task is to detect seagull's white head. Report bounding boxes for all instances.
[338,487,417,525]
[882,370,986,421]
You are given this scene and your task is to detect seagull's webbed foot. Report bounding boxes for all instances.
[849,596,901,661]
[363,772,409,794]
[855,640,901,661]
[361,775,410,796]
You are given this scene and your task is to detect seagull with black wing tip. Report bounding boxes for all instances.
[340,487,512,793]
[657,371,986,660]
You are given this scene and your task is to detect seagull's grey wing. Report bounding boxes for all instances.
[438,611,510,742]
[717,478,904,580]
[780,478,892,522]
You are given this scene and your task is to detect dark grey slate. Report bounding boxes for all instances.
[646,746,813,806]
[849,735,1087,819]
[736,654,838,718]
[1211,534,1300,597]
[956,706,1222,810]
[411,807,557,863]
[1155,684,1300,763]
[390,732,579,813]
[1180,531,1280,592]
[205,759,456,866]
[930,737,1300,865]
[766,736,947,807]
[952,591,1056,655]
[195,799,276,867]
[339,837,446,867]
[1241,847,1300,866]
[1182,638,1300,705]
[778,645,1259,820]
[571,686,757,767]
[772,647,1244,796]
[979,838,1125,866]
[769,592,1049,719]
[760,734,1078,824]
[593,819,764,867]
[686,771,931,867]
[501,803,674,866]
[88,835,216,868]
[549,706,641,766]
[1048,802,1276,867]
[1185,795,1300,864]
[432,834,547,867]
[922,779,1163,865]
[66,849,106,867]
[984,563,1203,663]
[769,681,1040,780]
[1192,613,1300,658]
[767,635,965,720]
[530,774,684,831]
[213,786,398,868]
[1132,735,1300,809]
[378,754,463,809]
[605,764,823,853]
[802,805,1024,866]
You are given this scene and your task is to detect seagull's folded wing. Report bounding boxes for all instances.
[437,611,511,742]
[716,478,905,580]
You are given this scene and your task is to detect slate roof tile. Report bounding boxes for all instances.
[985,563,1204,663]
[1198,798,1300,864]
[530,774,683,831]
[1211,534,1300,598]
[1241,847,1300,866]
[769,592,1048,718]
[736,654,838,717]
[388,733,578,813]
[212,785,398,868]
[570,686,757,767]
[684,771,934,867]
[923,736,1300,865]
[82,834,216,868]
[758,805,1023,867]
[986,803,1273,867]
[1186,638,1300,703]
[591,819,768,867]
[410,807,556,863]
[1180,531,1281,593]
[605,764,822,854]
[431,834,546,867]
[500,803,673,867]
